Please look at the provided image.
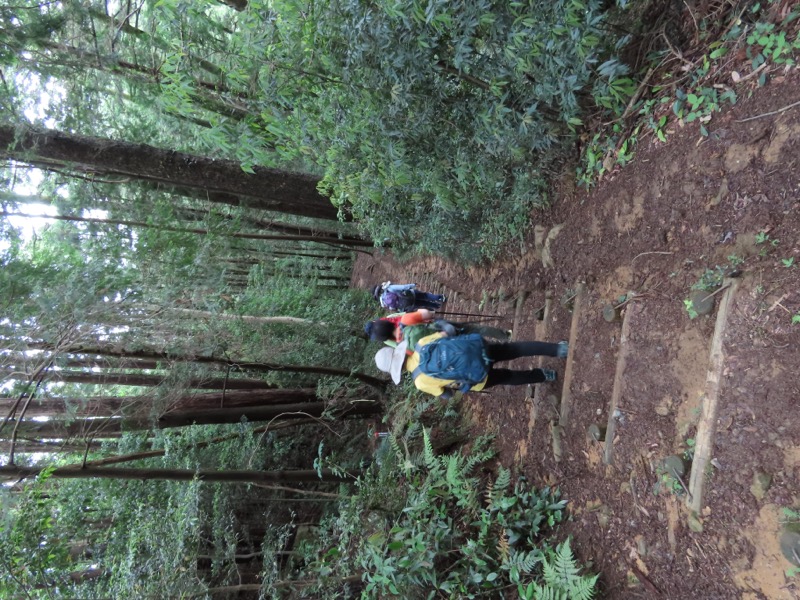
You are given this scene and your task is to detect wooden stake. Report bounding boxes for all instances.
[559,282,586,427]
[687,278,739,516]
[604,301,639,465]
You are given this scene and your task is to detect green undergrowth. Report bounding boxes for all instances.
[293,429,597,599]
[577,1,800,186]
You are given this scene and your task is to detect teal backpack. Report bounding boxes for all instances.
[412,333,491,384]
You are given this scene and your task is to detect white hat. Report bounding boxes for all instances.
[374,341,409,384]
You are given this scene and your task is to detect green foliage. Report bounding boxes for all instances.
[692,266,726,292]
[684,298,699,320]
[518,540,598,599]
[290,0,626,260]
[305,430,590,598]
[577,5,800,186]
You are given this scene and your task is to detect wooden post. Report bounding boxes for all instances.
[559,282,586,427]
[687,278,739,516]
[603,300,639,465]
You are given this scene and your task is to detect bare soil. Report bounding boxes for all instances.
[351,70,800,598]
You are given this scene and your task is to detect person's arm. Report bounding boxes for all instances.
[413,377,448,398]
[400,309,435,326]
[433,319,457,336]
[386,283,416,293]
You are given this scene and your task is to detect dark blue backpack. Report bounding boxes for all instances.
[381,289,414,311]
[413,333,491,384]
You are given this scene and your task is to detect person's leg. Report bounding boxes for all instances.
[414,291,445,306]
[485,341,562,362]
[410,298,438,310]
[484,368,550,387]
[459,323,511,340]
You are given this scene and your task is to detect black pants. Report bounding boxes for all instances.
[483,341,559,388]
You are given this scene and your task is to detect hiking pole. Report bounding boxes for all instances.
[436,310,506,320]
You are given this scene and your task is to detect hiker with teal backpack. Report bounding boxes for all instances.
[372,282,446,311]
[374,330,568,399]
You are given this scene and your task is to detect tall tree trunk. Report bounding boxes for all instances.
[0,389,317,417]
[0,210,374,247]
[0,125,340,220]
[79,418,314,468]
[41,343,387,390]
[167,388,320,411]
[10,399,379,437]
[0,366,274,390]
[1,438,104,454]
[0,464,358,484]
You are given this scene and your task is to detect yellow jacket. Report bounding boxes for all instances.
[405,332,488,397]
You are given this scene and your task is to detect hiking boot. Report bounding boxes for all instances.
[542,369,557,382]
[556,341,569,358]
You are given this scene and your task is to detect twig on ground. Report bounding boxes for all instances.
[629,472,651,518]
[700,283,731,304]
[627,560,662,596]
[673,469,693,500]
[736,98,800,123]
[661,32,696,69]
[632,251,673,263]
[683,1,699,37]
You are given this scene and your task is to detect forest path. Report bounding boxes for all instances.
[351,71,800,599]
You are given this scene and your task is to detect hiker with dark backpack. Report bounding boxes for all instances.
[374,331,568,399]
[371,282,446,311]
[364,309,511,348]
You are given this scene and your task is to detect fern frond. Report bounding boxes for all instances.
[494,467,511,493]
[405,421,421,440]
[497,531,510,562]
[539,540,597,600]
[532,585,569,600]
[388,432,404,461]
[445,454,467,488]
[422,428,437,469]
[507,548,542,573]
[485,480,495,508]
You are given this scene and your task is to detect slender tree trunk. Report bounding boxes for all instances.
[0,366,274,390]
[79,419,314,468]
[0,464,359,484]
[41,343,387,389]
[1,438,104,454]
[10,399,378,437]
[0,125,340,220]
[0,389,318,417]
[0,395,130,417]
[0,211,374,247]
[166,388,320,411]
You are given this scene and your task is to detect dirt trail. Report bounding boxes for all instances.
[352,71,800,599]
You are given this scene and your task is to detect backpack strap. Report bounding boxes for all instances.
[411,366,424,380]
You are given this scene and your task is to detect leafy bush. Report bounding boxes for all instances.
[266,0,627,260]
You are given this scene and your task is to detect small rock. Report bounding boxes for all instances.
[750,471,772,501]
[688,513,704,533]
[596,505,611,529]
[655,397,673,416]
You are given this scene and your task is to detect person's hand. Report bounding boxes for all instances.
[434,320,457,336]
[418,308,435,321]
